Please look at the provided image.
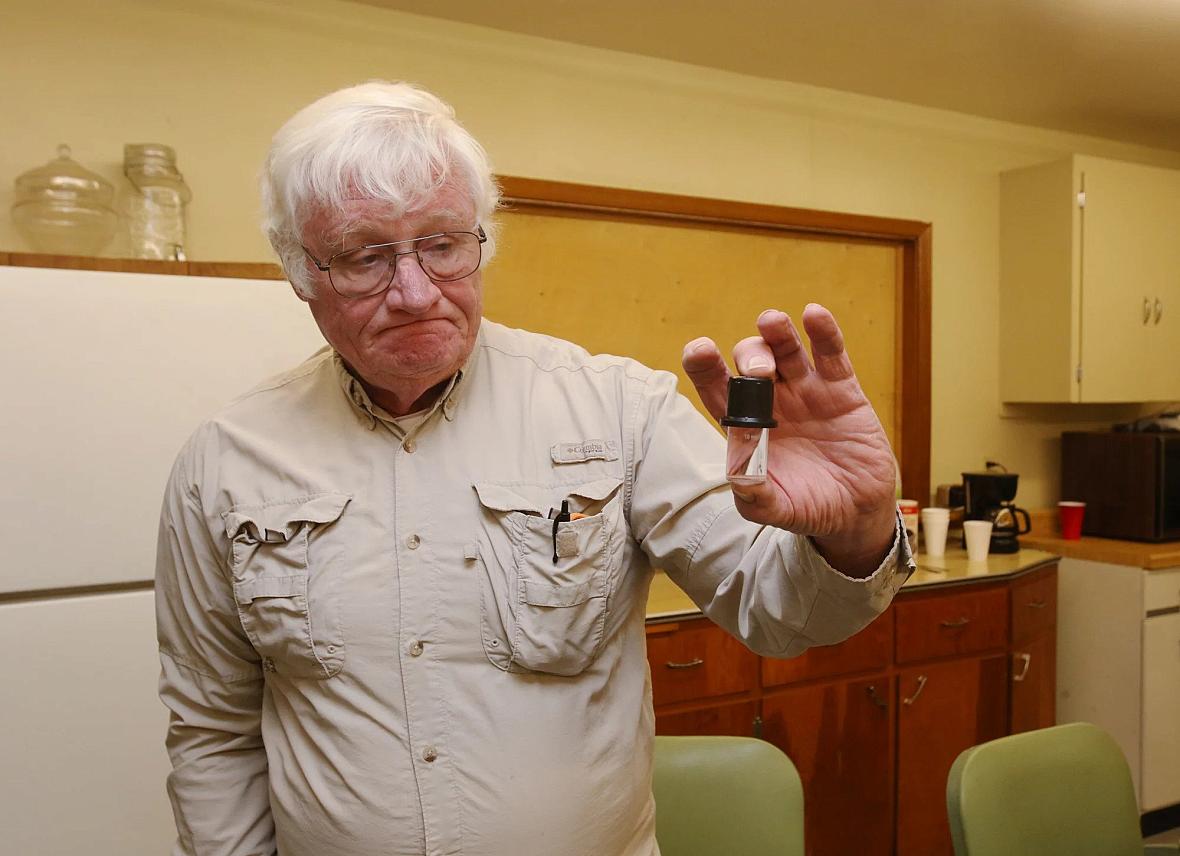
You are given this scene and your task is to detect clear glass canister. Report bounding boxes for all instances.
[11,144,118,256]
[124,143,192,260]
[721,376,778,485]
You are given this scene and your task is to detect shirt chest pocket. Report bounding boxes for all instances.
[222,493,351,679]
[473,477,625,677]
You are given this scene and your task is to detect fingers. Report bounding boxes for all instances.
[756,309,813,381]
[801,303,855,381]
[682,337,730,422]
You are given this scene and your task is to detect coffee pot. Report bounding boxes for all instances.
[962,469,1031,554]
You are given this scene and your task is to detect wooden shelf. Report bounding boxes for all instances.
[0,251,284,280]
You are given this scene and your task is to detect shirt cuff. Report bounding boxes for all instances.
[803,508,916,600]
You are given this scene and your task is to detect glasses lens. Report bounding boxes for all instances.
[416,232,482,282]
[329,247,395,297]
[327,231,483,297]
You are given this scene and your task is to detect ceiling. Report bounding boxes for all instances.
[355,0,1180,152]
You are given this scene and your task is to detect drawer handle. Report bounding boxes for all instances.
[866,684,888,709]
[903,675,928,706]
[665,658,705,670]
[1013,652,1032,682]
[1026,600,1047,609]
[940,616,971,629]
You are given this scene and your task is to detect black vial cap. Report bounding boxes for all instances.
[720,376,778,429]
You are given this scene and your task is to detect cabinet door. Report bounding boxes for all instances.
[1010,631,1056,734]
[1078,156,1175,401]
[761,676,893,856]
[897,656,1009,856]
[1142,612,1180,811]
[1148,170,1180,400]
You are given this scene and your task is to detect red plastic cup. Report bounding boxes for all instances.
[1058,501,1086,540]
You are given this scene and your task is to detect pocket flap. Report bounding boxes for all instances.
[233,574,305,605]
[522,579,593,608]
[568,477,623,503]
[223,492,351,542]
[473,478,622,515]
[472,483,548,515]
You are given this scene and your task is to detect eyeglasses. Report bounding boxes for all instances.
[303,225,487,299]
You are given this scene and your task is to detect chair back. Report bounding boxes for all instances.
[653,735,804,856]
[946,722,1145,856]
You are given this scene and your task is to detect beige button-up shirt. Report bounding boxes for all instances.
[156,319,911,856]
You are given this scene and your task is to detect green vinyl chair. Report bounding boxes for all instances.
[946,722,1180,856]
[653,735,804,856]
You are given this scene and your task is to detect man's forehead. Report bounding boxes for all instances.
[310,191,475,246]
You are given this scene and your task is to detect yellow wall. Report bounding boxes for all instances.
[6,0,1180,507]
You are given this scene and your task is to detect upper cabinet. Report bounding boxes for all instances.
[1000,155,1180,403]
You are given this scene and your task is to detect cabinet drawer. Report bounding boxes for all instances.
[1010,567,1057,644]
[655,699,760,738]
[762,607,893,687]
[647,618,759,706]
[895,585,1009,664]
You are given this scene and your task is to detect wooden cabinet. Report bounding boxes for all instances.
[896,656,1009,855]
[647,564,1057,856]
[762,677,894,856]
[999,155,1180,403]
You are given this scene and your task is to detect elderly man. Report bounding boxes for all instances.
[155,81,912,856]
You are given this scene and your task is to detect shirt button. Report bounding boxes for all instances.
[406,534,421,550]
[262,658,276,673]
[409,640,424,657]
[422,745,438,763]
[403,438,416,453]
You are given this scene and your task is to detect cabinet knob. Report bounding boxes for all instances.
[940,616,971,629]
[866,684,888,709]
[664,658,705,670]
[1155,298,1164,325]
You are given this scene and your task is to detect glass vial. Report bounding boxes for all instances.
[123,143,191,261]
[721,376,777,486]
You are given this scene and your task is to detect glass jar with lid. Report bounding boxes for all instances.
[123,143,192,261]
[11,144,118,256]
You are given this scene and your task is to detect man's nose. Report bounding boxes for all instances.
[387,253,441,313]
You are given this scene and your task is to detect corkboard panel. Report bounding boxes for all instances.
[482,210,899,448]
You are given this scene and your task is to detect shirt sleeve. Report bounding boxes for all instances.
[627,370,914,659]
[155,446,276,856]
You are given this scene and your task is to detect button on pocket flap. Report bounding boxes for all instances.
[472,483,547,515]
[523,579,593,608]
[223,492,352,542]
[233,574,305,605]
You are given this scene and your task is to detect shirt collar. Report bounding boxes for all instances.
[330,325,483,433]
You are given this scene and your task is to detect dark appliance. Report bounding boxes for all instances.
[962,470,1031,554]
[1061,431,1180,542]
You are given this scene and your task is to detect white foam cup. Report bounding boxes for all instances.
[920,507,950,557]
[963,519,993,562]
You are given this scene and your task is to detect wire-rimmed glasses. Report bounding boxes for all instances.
[303,225,487,298]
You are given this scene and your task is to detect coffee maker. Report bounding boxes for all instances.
[962,470,1031,553]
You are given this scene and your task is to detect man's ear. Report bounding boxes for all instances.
[289,279,312,304]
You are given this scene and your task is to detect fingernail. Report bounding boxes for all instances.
[687,337,711,354]
[732,489,755,503]
[746,357,773,373]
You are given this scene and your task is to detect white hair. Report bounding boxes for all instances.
[261,80,500,297]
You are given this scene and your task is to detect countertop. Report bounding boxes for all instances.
[646,546,1060,620]
[1020,533,1180,570]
